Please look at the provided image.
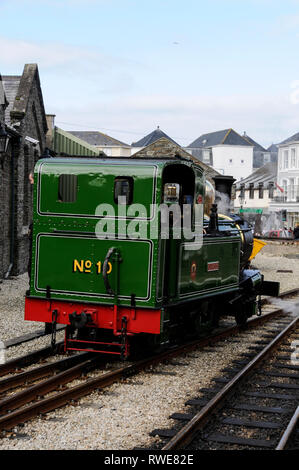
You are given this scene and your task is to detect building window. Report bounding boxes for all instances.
[282,180,288,200]
[202,149,211,164]
[58,174,78,202]
[249,183,254,199]
[284,150,289,169]
[240,184,245,199]
[279,153,282,170]
[268,182,274,198]
[291,148,296,167]
[289,178,295,200]
[263,153,270,164]
[258,183,264,199]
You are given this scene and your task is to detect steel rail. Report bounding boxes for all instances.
[4,326,65,349]
[0,352,92,394]
[0,355,103,415]
[276,406,299,450]
[162,315,299,450]
[0,306,291,433]
[1,287,296,379]
[0,342,64,378]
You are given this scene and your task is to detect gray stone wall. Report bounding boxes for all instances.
[0,64,47,279]
[11,81,47,276]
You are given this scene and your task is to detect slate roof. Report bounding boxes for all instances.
[2,75,21,125]
[2,64,47,133]
[267,143,278,153]
[235,161,277,189]
[132,136,221,180]
[242,132,266,151]
[131,127,179,147]
[188,128,253,148]
[68,131,130,147]
[0,75,8,108]
[279,132,299,145]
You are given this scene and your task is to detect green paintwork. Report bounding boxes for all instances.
[35,234,152,301]
[30,157,243,312]
[178,239,240,298]
[31,158,163,308]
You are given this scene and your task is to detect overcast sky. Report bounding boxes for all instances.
[1,0,299,148]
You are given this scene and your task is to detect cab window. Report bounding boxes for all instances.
[58,174,77,203]
[114,177,133,204]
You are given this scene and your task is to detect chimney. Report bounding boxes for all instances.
[46,114,56,149]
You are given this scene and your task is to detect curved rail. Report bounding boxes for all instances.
[162,316,299,450]
[276,406,299,450]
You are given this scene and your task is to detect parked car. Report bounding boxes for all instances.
[263,229,293,239]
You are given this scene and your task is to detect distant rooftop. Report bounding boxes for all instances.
[235,161,277,189]
[2,75,21,125]
[242,132,266,152]
[188,128,253,148]
[131,127,179,147]
[267,143,278,152]
[0,75,8,108]
[279,131,299,145]
[68,131,130,147]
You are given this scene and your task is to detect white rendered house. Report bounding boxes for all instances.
[269,132,299,227]
[186,128,254,182]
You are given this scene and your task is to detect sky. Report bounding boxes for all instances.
[1,0,299,148]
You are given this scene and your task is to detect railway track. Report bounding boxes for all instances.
[0,292,296,439]
[157,315,299,451]
[3,325,65,349]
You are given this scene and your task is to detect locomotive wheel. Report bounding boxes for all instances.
[193,307,217,336]
[235,311,248,327]
[130,334,162,359]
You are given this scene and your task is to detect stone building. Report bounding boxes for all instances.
[132,136,221,180]
[0,64,48,279]
[131,127,179,155]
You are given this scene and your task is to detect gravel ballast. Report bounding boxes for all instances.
[0,241,298,450]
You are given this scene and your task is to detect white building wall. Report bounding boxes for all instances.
[269,141,299,227]
[277,142,299,192]
[130,147,143,155]
[212,145,253,181]
[234,188,276,211]
[95,145,132,157]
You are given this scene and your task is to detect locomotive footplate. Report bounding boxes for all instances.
[64,327,130,358]
[65,311,131,358]
[25,297,161,359]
